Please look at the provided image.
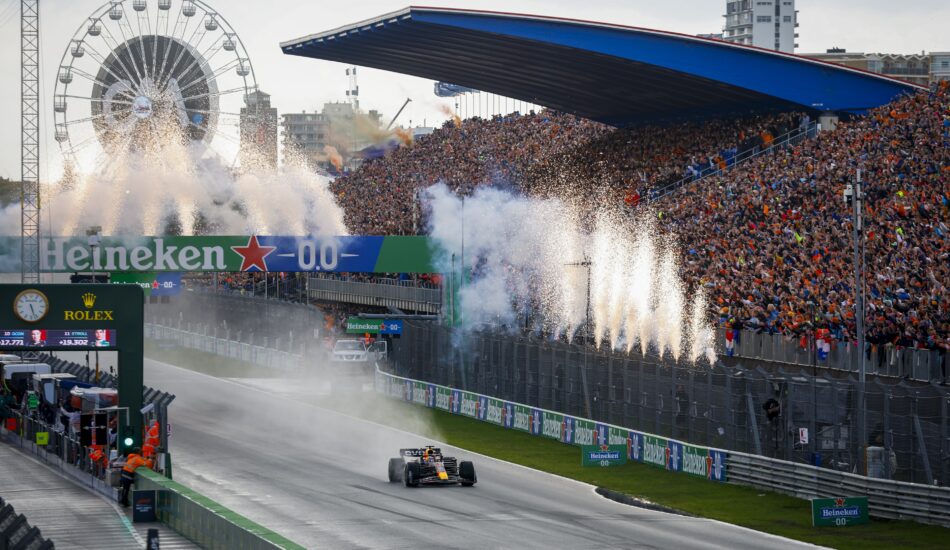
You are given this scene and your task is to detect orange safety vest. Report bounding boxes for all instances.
[122,453,153,474]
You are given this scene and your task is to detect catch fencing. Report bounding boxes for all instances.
[720,329,947,383]
[391,321,950,487]
[375,365,950,526]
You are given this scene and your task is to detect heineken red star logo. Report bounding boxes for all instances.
[835,498,846,507]
[231,236,276,272]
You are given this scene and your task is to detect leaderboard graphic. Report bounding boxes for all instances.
[0,329,117,349]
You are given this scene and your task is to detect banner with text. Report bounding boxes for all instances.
[374,368,728,483]
[0,236,437,273]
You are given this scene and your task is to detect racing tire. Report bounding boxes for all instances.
[459,461,477,486]
[388,458,405,482]
[404,462,421,487]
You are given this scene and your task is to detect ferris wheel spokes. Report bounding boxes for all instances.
[54,0,258,171]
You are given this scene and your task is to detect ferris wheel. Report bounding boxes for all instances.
[53,0,257,172]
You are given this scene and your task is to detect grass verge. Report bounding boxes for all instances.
[315,394,947,550]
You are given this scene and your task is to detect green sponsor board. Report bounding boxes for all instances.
[512,405,533,432]
[434,387,452,411]
[573,418,596,446]
[682,444,710,478]
[485,398,505,425]
[346,317,384,334]
[26,393,39,410]
[581,445,627,467]
[608,426,628,447]
[542,411,564,440]
[459,391,478,417]
[35,431,49,446]
[811,497,869,527]
[643,435,668,468]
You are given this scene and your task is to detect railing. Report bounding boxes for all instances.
[145,323,310,371]
[721,329,947,383]
[375,365,950,527]
[649,121,818,202]
[4,412,123,498]
[727,451,950,525]
[306,275,442,313]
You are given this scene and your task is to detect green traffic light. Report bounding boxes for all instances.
[123,436,134,447]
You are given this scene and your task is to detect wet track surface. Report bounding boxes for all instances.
[146,359,822,549]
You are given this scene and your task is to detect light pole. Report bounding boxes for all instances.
[846,170,867,473]
[86,226,102,283]
[565,254,592,342]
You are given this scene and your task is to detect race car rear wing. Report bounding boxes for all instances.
[400,448,443,457]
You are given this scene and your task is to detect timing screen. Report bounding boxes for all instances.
[0,329,117,349]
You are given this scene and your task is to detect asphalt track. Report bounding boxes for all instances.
[145,358,822,550]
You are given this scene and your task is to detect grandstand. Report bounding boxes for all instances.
[281,8,948,357]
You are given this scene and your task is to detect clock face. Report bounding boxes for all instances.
[15,290,49,323]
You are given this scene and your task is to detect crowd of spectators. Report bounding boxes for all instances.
[656,83,949,352]
[326,84,947,352]
[331,109,806,235]
[330,111,602,235]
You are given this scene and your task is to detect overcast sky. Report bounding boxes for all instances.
[0,0,947,179]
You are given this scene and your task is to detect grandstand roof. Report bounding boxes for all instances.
[281,7,922,127]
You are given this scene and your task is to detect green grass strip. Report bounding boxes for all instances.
[138,469,305,549]
[315,395,947,550]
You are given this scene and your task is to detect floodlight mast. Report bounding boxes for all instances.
[21,0,41,284]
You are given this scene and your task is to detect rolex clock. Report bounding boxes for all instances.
[14,289,49,323]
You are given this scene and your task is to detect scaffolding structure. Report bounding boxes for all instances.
[20,0,41,283]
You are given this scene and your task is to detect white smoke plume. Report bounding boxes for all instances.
[424,183,716,364]
[0,142,346,238]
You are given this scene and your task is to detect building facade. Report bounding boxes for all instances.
[805,49,950,87]
[281,102,382,171]
[722,0,798,53]
[239,90,278,169]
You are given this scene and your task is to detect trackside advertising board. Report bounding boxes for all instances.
[582,445,627,467]
[0,235,437,273]
[374,368,728,483]
[811,497,869,527]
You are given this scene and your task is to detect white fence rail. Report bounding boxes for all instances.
[727,451,950,525]
[145,323,304,371]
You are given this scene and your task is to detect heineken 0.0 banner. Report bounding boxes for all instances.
[111,272,182,296]
[0,235,436,273]
[811,497,869,527]
[582,445,627,467]
[345,317,404,335]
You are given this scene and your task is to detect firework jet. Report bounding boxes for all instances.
[425,183,716,364]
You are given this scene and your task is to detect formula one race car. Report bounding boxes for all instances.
[388,446,477,487]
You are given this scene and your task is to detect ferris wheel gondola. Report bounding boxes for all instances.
[53,0,258,173]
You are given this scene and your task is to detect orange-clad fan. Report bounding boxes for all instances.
[119,448,153,507]
[142,421,160,458]
[88,444,108,469]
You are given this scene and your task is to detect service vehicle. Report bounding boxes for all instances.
[387,446,477,487]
